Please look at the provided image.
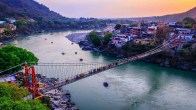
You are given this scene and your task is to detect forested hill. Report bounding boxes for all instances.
[0,0,66,22]
[130,7,196,22]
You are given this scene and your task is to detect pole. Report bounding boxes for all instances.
[24,63,30,90]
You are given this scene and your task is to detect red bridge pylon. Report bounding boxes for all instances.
[24,63,40,98]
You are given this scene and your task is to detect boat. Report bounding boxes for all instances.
[61,52,65,55]
[51,42,53,44]
[75,52,77,54]
[103,82,109,87]
[79,58,83,61]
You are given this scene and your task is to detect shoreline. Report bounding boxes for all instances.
[66,33,196,72]
[66,32,88,44]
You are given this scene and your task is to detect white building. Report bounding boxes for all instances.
[0,21,6,25]
[112,34,130,47]
[6,18,16,24]
[103,23,115,32]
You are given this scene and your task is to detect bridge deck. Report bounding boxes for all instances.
[40,47,163,93]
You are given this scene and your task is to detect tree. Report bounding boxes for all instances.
[103,32,112,45]
[0,83,29,101]
[4,29,12,35]
[0,46,39,74]
[0,96,14,110]
[0,83,48,110]
[182,17,196,28]
[14,19,27,28]
[88,31,101,46]
[155,26,171,45]
[114,24,121,30]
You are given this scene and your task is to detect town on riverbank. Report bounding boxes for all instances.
[67,17,196,71]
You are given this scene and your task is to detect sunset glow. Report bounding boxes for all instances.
[36,0,196,18]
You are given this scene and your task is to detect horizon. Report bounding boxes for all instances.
[35,0,196,18]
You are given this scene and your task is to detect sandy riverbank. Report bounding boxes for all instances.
[66,33,88,44]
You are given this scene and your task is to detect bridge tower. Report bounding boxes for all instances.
[24,63,30,91]
[24,63,40,98]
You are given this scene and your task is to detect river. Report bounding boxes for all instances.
[5,30,196,110]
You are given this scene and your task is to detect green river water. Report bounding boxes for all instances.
[6,30,196,110]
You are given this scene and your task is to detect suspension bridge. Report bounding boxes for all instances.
[0,35,183,98]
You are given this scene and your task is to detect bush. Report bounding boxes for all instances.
[88,31,101,46]
[0,46,39,75]
[103,32,112,45]
[0,83,48,110]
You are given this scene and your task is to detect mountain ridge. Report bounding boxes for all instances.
[129,7,196,22]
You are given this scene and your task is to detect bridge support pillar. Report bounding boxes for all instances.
[24,63,40,98]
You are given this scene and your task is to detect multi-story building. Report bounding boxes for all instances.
[7,24,17,31]
[147,26,157,35]
[0,28,5,34]
[120,24,129,34]
[112,34,130,47]
[131,27,142,37]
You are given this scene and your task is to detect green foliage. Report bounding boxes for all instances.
[0,83,48,110]
[0,46,39,74]
[88,31,101,46]
[183,17,196,24]
[182,17,196,28]
[155,26,171,44]
[114,24,121,30]
[14,20,27,28]
[122,43,155,53]
[27,100,48,110]
[103,32,112,45]
[4,29,12,35]
[0,83,29,101]
[0,96,14,110]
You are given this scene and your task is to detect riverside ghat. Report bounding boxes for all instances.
[37,74,78,110]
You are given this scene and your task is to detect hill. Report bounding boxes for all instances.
[0,0,66,22]
[130,7,196,22]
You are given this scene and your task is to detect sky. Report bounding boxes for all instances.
[35,0,196,18]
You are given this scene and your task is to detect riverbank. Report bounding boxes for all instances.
[66,33,196,72]
[66,32,88,44]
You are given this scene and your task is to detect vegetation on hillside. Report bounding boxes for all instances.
[176,17,196,28]
[0,83,48,110]
[103,32,112,45]
[0,46,38,74]
[155,26,171,44]
[87,31,101,46]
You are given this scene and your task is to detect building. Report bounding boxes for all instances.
[157,22,166,28]
[134,38,155,45]
[28,19,36,23]
[175,28,191,35]
[192,24,196,29]
[131,27,142,37]
[6,18,16,24]
[168,22,183,29]
[0,21,6,25]
[112,34,130,47]
[103,23,115,32]
[120,24,129,34]
[0,42,3,46]
[7,24,17,31]
[147,26,157,35]
[0,28,5,33]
